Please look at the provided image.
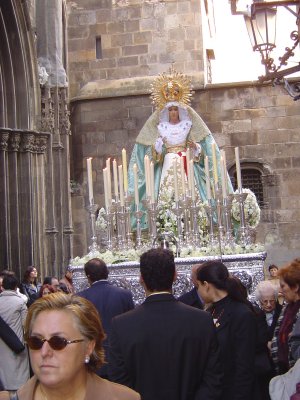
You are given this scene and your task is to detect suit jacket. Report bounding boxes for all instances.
[0,373,141,400]
[78,281,134,377]
[210,296,257,400]
[109,293,223,400]
[177,287,203,309]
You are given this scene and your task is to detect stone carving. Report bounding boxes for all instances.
[9,132,21,152]
[0,131,10,151]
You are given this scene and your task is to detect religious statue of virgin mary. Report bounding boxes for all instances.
[128,66,233,230]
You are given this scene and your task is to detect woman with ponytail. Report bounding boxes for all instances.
[196,261,257,400]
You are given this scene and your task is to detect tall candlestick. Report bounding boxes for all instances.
[112,159,119,198]
[122,148,128,193]
[220,156,227,199]
[211,143,218,184]
[190,160,195,201]
[86,157,94,204]
[118,165,125,206]
[235,147,242,190]
[180,156,185,196]
[150,161,155,203]
[133,163,139,206]
[106,158,112,203]
[173,158,179,202]
[205,156,212,200]
[103,168,109,209]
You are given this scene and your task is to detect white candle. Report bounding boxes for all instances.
[220,156,227,199]
[113,159,119,198]
[122,148,128,193]
[86,157,94,204]
[180,156,185,196]
[211,143,218,184]
[118,165,125,206]
[150,161,155,203]
[235,147,242,190]
[173,158,179,202]
[144,155,150,198]
[106,158,112,204]
[221,149,229,194]
[186,148,191,192]
[205,156,212,200]
[103,168,109,209]
[190,160,195,201]
[133,163,139,206]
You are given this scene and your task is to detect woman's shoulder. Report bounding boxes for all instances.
[87,373,140,400]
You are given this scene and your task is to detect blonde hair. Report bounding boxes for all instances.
[24,293,106,372]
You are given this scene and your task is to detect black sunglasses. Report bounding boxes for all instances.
[26,335,84,351]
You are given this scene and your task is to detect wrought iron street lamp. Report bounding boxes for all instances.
[231,0,300,99]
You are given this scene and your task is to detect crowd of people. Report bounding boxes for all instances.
[0,253,299,400]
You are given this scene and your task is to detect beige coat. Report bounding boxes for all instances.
[0,290,29,390]
[0,373,140,400]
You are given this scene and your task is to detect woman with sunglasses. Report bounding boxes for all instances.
[0,293,140,400]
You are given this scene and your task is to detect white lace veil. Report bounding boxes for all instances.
[159,102,191,123]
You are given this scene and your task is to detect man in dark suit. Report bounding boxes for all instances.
[108,248,223,400]
[178,264,203,309]
[78,258,134,378]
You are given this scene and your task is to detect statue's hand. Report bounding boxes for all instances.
[155,137,164,154]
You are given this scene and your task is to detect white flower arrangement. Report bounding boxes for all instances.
[95,207,108,231]
[156,166,208,237]
[231,188,261,228]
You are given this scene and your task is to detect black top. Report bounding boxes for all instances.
[210,296,257,400]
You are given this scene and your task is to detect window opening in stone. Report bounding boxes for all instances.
[96,36,102,59]
[230,167,264,207]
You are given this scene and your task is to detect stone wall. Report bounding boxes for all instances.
[70,81,300,267]
[67,0,205,99]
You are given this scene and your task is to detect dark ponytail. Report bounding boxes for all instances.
[196,261,249,305]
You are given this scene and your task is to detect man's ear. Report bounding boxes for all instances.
[139,274,144,287]
[173,270,178,283]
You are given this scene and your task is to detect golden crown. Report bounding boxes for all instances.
[150,65,194,110]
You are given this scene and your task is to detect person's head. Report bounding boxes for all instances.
[84,258,108,284]
[2,272,18,291]
[196,261,248,305]
[0,269,9,292]
[255,280,278,312]
[268,264,279,278]
[24,293,106,388]
[139,248,176,293]
[23,266,38,283]
[64,266,73,281]
[168,105,179,124]
[39,284,55,297]
[196,261,229,304]
[278,259,300,303]
[43,276,60,292]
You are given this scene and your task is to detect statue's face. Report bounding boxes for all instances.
[168,106,179,123]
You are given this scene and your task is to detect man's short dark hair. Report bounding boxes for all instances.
[3,273,19,290]
[84,258,108,282]
[140,248,175,292]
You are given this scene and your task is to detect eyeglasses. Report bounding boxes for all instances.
[26,335,84,351]
[260,299,276,305]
